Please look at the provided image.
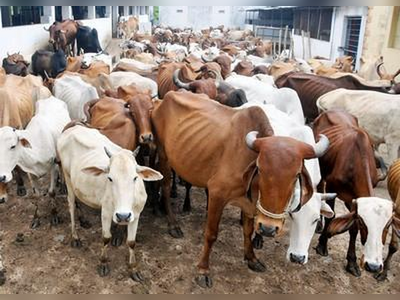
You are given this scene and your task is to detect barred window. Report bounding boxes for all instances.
[1,6,43,27]
[293,7,332,41]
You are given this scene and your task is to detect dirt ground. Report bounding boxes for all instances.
[0,176,398,294]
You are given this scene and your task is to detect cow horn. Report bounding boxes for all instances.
[104,147,112,158]
[321,193,337,201]
[245,131,259,151]
[132,146,140,157]
[377,62,385,79]
[43,26,50,31]
[201,53,213,63]
[151,94,158,99]
[173,69,190,90]
[393,68,400,80]
[43,70,50,80]
[313,134,330,157]
[375,151,388,181]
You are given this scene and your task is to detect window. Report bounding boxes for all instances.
[390,7,400,49]
[176,9,183,13]
[72,6,88,20]
[293,7,332,41]
[55,6,62,21]
[118,6,124,17]
[1,6,43,27]
[96,6,106,18]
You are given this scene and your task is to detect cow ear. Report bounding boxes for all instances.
[320,201,335,219]
[243,160,258,197]
[136,165,163,181]
[299,164,314,206]
[19,137,32,148]
[81,166,108,176]
[392,214,400,238]
[117,86,130,99]
[327,212,356,237]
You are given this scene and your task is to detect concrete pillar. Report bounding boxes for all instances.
[124,6,129,17]
[41,6,55,24]
[0,8,2,29]
[105,6,111,18]
[88,6,96,19]
[62,6,73,20]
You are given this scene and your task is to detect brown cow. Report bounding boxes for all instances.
[376,63,400,84]
[332,55,354,73]
[151,90,329,287]
[66,55,83,72]
[117,16,139,39]
[233,61,254,76]
[313,110,387,277]
[275,72,392,121]
[44,19,79,55]
[2,53,29,76]
[79,60,110,77]
[112,61,159,82]
[212,55,231,79]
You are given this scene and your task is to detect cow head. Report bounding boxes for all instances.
[173,69,217,100]
[245,133,330,237]
[82,148,162,224]
[118,86,155,144]
[215,81,247,107]
[287,193,335,264]
[0,127,32,194]
[328,197,400,274]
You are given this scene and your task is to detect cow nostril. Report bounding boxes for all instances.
[0,175,6,183]
[365,262,382,273]
[0,197,5,204]
[116,212,132,222]
[290,253,306,264]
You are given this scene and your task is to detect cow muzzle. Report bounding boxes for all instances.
[364,261,383,273]
[115,212,132,224]
[139,133,154,144]
[289,253,306,265]
[256,215,284,237]
[0,196,6,204]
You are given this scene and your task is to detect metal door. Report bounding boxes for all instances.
[343,16,362,62]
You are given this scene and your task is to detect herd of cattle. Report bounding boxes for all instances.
[1,17,400,289]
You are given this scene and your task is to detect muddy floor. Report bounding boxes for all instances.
[0,176,398,294]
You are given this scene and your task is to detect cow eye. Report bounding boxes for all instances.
[312,218,320,225]
[107,176,113,182]
[10,145,16,150]
[134,176,138,182]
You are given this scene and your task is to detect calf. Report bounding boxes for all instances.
[57,124,162,280]
[0,96,71,226]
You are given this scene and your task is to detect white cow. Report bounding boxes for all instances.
[57,125,163,280]
[316,88,400,165]
[0,96,70,224]
[241,103,335,264]
[227,73,305,125]
[53,75,99,121]
[328,197,400,278]
[109,71,158,97]
[82,52,113,71]
[118,58,157,72]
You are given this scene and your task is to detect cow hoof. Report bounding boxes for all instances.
[71,239,82,248]
[170,190,178,198]
[346,263,361,277]
[315,243,328,257]
[131,271,144,282]
[169,227,184,239]
[0,270,5,286]
[252,234,264,250]
[195,274,213,288]
[111,235,123,247]
[50,214,61,226]
[247,259,266,273]
[374,271,388,282]
[17,186,27,197]
[98,264,110,277]
[79,217,92,229]
[31,218,40,229]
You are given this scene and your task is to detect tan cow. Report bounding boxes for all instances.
[118,16,139,39]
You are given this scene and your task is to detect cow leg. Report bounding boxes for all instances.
[14,167,26,197]
[127,217,143,282]
[159,146,183,238]
[196,194,226,288]
[98,211,112,277]
[345,223,361,277]
[183,182,192,213]
[65,174,81,248]
[375,233,398,281]
[29,175,41,229]
[170,170,178,198]
[316,196,336,256]
[243,213,266,272]
[76,201,92,229]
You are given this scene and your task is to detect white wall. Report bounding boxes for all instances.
[159,6,248,30]
[292,34,332,59]
[0,17,113,62]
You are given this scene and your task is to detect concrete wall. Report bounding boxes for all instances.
[159,6,248,30]
[362,6,400,74]
[292,6,368,70]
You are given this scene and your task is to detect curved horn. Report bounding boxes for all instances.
[104,147,112,158]
[151,94,158,99]
[173,69,190,90]
[313,134,330,157]
[43,26,50,31]
[375,151,388,181]
[43,70,50,80]
[201,53,214,63]
[377,62,385,79]
[393,68,400,80]
[132,146,141,157]
[245,131,259,151]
